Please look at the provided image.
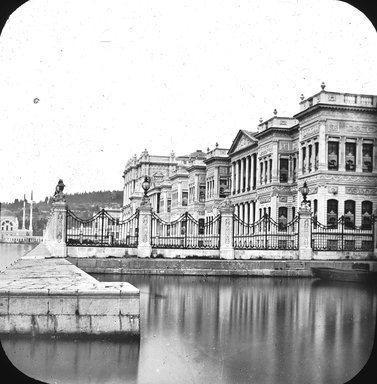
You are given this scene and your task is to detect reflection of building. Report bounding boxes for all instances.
[122,84,377,228]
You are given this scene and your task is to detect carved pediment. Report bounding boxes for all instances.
[229,130,257,154]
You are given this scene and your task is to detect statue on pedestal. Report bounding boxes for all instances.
[52,179,66,203]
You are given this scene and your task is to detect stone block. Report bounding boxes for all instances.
[119,298,139,315]
[90,315,122,334]
[48,296,79,315]
[78,297,120,316]
[53,314,92,334]
[120,315,140,334]
[0,297,9,315]
[9,296,49,315]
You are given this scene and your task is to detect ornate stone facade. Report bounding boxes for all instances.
[122,85,377,230]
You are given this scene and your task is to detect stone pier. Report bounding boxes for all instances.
[0,244,140,337]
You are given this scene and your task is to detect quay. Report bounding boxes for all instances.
[67,256,377,277]
[0,244,140,337]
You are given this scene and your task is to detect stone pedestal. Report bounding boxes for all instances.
[49,201,68,257]
[137,198,152,258]
[219,199,235,260]
[298,203,312,260]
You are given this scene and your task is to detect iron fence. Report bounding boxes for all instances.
[66,209,139,247]
[311,216,374,251]
[151,211,221,249]
[233,214,299,250]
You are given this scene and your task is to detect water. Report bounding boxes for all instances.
[1,269,376,384]
[0,242,35,271]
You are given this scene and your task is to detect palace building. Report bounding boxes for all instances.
[122,84,377,229]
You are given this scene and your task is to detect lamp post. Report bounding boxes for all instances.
[300,181,309,206]
[141,176,151,207]
[142,176,151,196]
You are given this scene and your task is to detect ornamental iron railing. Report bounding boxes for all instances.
[151,211,221,249]
[66,209,139,247]
[233,214,299,250]
[311,215,374,251]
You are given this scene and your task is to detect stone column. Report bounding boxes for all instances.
[48,201,68,257]
[318,122,327,171]
[271,142,278,183]
[356,138,363,172]
[244,202,249,226]
[219,199,235,260]
[245,156,250,191]
[310,142,316,172]
[235,161,240,194]
[299,202,312,260]
[231,162,235,194]
[339,137,346,172]
[250,201,254,225]
[137,198,152,258]
[298,144,303,176]
[250,154,255,189]
[240,158,245,192]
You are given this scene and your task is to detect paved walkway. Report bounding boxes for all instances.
[0,243,137,294]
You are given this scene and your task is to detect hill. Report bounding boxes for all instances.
[1,190,123,235]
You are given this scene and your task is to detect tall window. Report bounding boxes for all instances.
[345,142,356,171]
[293,157,297,182]
[302,147,306,173]
[327,199,338,228]
[156,193,161,213]
[362,144,373,172]
[219,178,228,198]
[278,207,288,231]
[344,200,355,228]
[182,192,188,206]
[308,145,312,172]
[198,218,205,235]
[167,199,171,213]
[292,206,296,220]
[313,199,318,229]
[269,159,272,183]
[279,158,289,183]
[328,142,339,170]
[362,201,373,229]
[199,185,206,202]
[315,143,319,170]
[260,162,263,184]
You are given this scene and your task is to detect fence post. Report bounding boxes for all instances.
[298,201,312,260]
[219,197,235,260]
[137,196,152,258]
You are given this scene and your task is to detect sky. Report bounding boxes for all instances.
[0,0,376,203]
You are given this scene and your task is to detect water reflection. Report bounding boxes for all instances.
[0,243,35,271]
[2,274,376,384]
[1,336,140,384]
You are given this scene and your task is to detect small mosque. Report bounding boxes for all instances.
[0,196,40,243]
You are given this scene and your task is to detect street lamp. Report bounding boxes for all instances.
[300,181,309,205]
[142,176,151,196]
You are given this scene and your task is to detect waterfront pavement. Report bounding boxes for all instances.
[0,244,140,336]
[0,243,138,293]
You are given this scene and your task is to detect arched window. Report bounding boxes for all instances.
[344,200,355,229]
[362,201,373,229]
[327,199,338,228]
[278,207,288,231]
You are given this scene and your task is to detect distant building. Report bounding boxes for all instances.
[122,84,377,229]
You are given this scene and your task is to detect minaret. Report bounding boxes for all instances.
[22,194,26,230]
[29,190,33,234]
